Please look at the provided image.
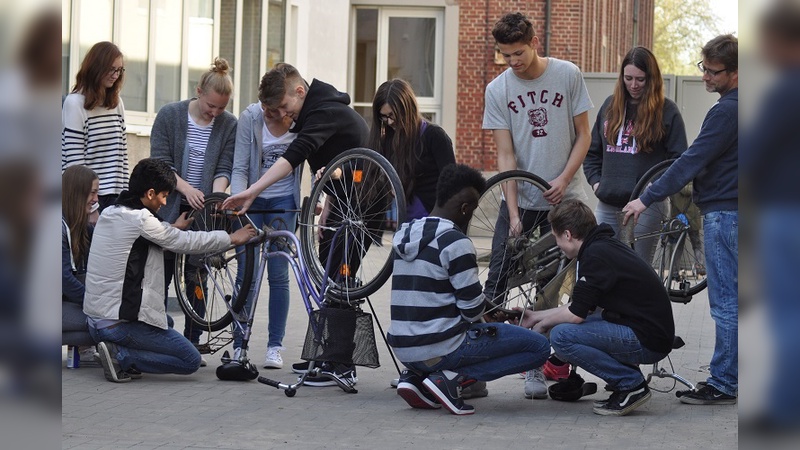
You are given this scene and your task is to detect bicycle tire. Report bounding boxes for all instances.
[467,170,568,312]
[298,147,406,301]
[174,192,255,330]
[629,159,707,297]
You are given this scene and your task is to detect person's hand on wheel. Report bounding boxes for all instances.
[183,186,205,211]
[621,198,646,226]
[172,211,194,230]
[221,190,256,215]
[229,224,257,245]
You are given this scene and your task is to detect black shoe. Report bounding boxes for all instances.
[396,370,440,409]
[126,367,143,379]
[96,342,132,383]
[679,383,737,405]
[303,363,358,387]
[592,382,651,416]
[422,370,475,415]
[292,360,310,374]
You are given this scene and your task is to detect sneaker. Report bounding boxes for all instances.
[396,370,440,409]
[593,382,651,416]
[461,380,489,399]
[292,360,310,374]
[524,368,548,399]
[390,377,400,388]
[542,358,570,381]
[96,342,132,383]
[199,355,208,367]
[126,367,143,379]
[422,370,475,415]
[679,383,737,405]
[263,346,284,369]
[303,363,358,387]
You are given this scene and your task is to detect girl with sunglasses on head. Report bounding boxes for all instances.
[368,79,455,222]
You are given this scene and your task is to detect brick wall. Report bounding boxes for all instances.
[456,0,653,170]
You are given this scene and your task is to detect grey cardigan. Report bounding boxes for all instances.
[231,102,303,209]
[150,99,237,222]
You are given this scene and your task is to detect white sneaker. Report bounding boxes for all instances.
[263,346,284,369]
[524,368,548,399]
[199,355,208,367]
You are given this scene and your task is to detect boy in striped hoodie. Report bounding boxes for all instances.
[387,164,550,415]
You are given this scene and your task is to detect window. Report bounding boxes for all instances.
[63,0,286,126]
[351,7,443,125]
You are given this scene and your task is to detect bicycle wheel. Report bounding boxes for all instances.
[299,147,406,301]
[467,170,570,312]
[174,192,255,330]
[630,159,707,298]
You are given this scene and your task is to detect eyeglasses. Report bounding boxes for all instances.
[378,112,395,123]
[696,61,726,76]
[108,67,126,76]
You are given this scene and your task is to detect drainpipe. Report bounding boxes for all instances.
[544,0,552,56]
[633,0,639,47]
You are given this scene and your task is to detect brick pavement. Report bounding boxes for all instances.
[63,278,737,449]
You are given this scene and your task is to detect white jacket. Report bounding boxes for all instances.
[83,199,231,329]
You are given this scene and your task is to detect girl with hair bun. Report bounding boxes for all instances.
[149,57,238,355]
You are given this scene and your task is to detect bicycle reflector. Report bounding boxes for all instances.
[353,169,363,183]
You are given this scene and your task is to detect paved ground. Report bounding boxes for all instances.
[63,275,737,449]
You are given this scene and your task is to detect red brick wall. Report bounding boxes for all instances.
[456,0,654,171]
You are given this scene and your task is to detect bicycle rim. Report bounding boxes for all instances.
[173,193,254,330]
[630,160,707,297]
[467,170,571,313]
[299,148,406,301]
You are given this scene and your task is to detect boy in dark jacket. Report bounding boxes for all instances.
[221,63,370,386]
[517,200,675,416]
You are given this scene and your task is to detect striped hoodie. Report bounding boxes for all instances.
[387,217,485,363]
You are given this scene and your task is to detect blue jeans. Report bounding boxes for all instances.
[89,322,201,374]
[550,313,668,391]
[761,207,800,424]
[404,323,550,381]
[234,195,298,349]
[703,210,738,397]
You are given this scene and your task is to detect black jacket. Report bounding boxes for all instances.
[568,224,675,354]
[282,79,369,173]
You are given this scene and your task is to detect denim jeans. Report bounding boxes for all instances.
[404,323,550,381]
[703,210,738,397]
[761,207,800,424]
[550,313,668,391]
[595,199,664,263]
[89,321,201,374]
[233,194,297,349]
[483,200,550,304]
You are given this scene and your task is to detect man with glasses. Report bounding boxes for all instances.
[623,34,739,406]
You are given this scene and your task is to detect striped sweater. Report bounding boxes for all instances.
[387,217,486,363]
[61,93,129,196]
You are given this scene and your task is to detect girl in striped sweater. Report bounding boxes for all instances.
[62,41,128,211]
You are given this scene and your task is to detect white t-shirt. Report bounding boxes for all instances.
[185,111,214,190]
[259,122,296,200]
[483,58,593,209]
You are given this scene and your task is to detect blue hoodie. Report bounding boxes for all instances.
[640,88,738,214]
